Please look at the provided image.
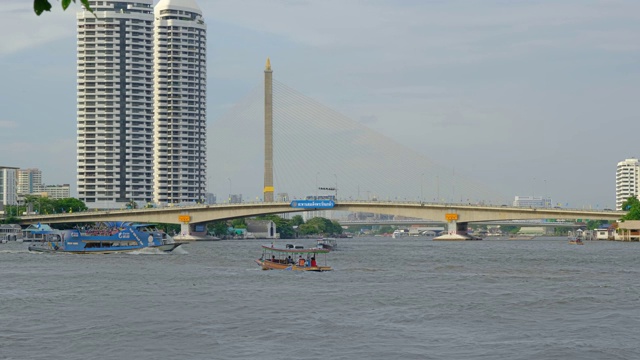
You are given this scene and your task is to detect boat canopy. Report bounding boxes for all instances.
[261,244,330,254]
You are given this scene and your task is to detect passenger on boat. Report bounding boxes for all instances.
[298,256,305,266]
[311,257,317,267]
[287,256,293,264]
[271,255,276,263]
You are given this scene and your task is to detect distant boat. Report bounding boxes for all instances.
[256,244,332,271]
[508,235,536,240]
[27,222,183,254]
[316,238,338,251]
[392,229,410,239]
[568,235,584,245]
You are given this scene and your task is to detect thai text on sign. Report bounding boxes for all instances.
[445,213,458,221]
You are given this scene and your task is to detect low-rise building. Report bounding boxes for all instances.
[615,220,640,241]
[246,220,277,239]
[513,196,552,208]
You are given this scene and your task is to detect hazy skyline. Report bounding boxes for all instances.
[1,0,639,208]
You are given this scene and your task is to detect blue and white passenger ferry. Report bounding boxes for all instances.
[28,222,183,254]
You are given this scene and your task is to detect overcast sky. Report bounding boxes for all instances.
[1,0,639,208]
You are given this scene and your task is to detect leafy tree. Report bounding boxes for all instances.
[33,0,92,16]
[1,214,21,224]
[586,219,609,230]
[208,221,230,238]
[290,215,304,226]
[125,199,138,209]
[500,225,520,234]
[55,198,88,213]
[621,197,640,221]
[297,223,316,236]
[375,225,395,235]
[298,217,343,235]
[231,218,247,229]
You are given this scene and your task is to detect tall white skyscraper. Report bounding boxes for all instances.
[77,1,155,209]
[616,158,640,210]
[77,0,207,208]
[153,0,207,205]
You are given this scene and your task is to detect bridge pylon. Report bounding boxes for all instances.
[263,57,274,202]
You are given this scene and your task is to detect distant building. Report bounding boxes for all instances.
[513,196,552,208]
[229,194,242,204]
[17,168,44,195]
[616,158,639,211]
[205,192,216,204]
[0,166,18,207]
[44,184,71,200]
[246,220,277,239]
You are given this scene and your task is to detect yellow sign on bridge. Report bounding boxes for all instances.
[445,213,458,221]
[178,215,191,223]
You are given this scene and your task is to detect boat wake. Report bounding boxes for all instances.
[0,249,30,254]
[171,246,189,255]
[127,248,169,255]
[127,246,188,255]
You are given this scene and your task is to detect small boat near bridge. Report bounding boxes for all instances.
[256,244,332,271]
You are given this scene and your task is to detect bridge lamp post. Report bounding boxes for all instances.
[421,173,424,203]
[227,177,231,203]
[315,172,320,200]
[334,174,338,200]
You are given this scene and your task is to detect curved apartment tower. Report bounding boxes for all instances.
[153,0,207,205]
[616,158,640,210]
[77,1,155,208]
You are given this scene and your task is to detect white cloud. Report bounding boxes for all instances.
[0,120,18,129]
[0,1,77,56]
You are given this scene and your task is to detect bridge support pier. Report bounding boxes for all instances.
[173,223,220,241]
[434,221,478,241]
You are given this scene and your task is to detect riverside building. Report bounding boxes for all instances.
[153,0,207,205]
[616,158,640,210]
[76,0,207,209]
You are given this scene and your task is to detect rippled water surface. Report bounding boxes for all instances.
[2,237,640,360]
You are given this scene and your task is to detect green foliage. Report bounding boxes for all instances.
[586,219,609,230]
[125,199,138,209]
[231,218,247,229]
[5,197,87,218]
[297,217,342,236]
[290,215,304,226]
[208,221,230,237]
[500,225,520,234]
[56,198,88,213]
[34,0,92,15]
[375,225,395,235]
[2,215,21,224]
[621,197,640,221]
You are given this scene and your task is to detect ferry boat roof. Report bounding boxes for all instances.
[261,244,330,254]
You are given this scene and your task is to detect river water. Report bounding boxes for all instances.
[1,236,640,360]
